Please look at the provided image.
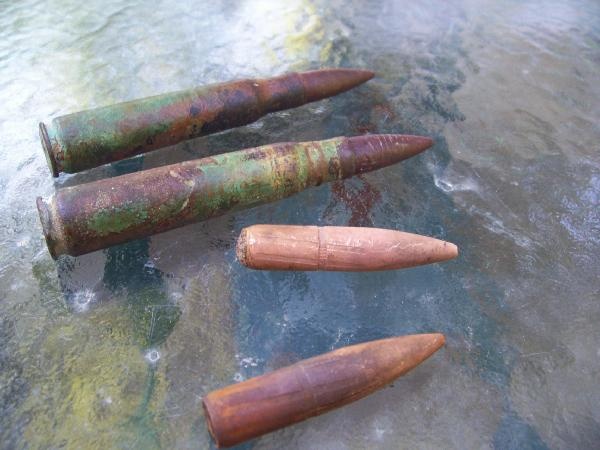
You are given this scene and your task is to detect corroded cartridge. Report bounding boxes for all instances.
[202,333,445,448]
[237,225,458,271]
[36,134,433,258]
[39,68,375,176]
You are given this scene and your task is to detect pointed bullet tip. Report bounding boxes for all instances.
[410,135,434,154]
[417,333,446,354]
[436,240,458,261]
[300,68,375,102]
[423,136,435,148]
[432,333,446,346]
[321,67,375,81]
[342,68,375,82]
[416,332,445,344]
[402,134,434,158]
[339,134,435,174]
[387,333,445,369]
[374,134,434,155]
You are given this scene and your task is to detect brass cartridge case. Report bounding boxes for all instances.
[40,68,375,176]
[36,134,433,258]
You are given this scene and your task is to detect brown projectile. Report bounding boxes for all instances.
[237,225,458,271]
[40,68,374,176]
[202,333,445,448]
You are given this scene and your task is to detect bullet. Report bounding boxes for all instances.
[202,333,445,448]
[36,134,433,258]
[39,68,375,176]
[237,225,458,271]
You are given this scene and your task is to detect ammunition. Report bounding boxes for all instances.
[237,225,458,271]
[202,333,445,448]
[36,134,433,258]
[39,68,375,176]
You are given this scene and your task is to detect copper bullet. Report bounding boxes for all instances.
[202,333,445,447]
[237,225,458,271]
[39,68,375,176]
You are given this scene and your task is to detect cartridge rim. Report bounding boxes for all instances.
[39,122,59,178]
[36,196,63,259]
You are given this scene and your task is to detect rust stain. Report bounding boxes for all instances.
[351,104,397,135]
[330,175,382,227]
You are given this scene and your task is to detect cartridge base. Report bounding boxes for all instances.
[36,196,66,259]
[39,122,60,178]
[202,401,220,447]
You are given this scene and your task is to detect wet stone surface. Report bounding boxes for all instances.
[1,0,599,448]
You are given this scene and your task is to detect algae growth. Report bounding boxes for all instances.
[20,304,168,450]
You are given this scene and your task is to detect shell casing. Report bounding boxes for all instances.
[36,134,433,258]
[202,333,445,448]
[237,225,458,271]
[39,68,375,176]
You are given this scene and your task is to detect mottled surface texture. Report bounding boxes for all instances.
[41,69,373,175]
[37,134,431,257]
[0,0,599,449]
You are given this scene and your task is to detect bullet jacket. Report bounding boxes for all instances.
[237,225,458,271]
[202,333,445,448]
[36,134,433,258]
[39,68,375,176]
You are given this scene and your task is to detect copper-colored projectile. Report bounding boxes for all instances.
[36,134,433,258]
[237,225,458,271]
[39,68,374,176]
[202,333,445,447]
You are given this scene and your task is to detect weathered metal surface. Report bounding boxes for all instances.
[36,134,433,258]
[39,68,375,176]
[237,225,458,271]
[202,333,445,448]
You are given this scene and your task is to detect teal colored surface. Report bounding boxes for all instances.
[1,0,599,449]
